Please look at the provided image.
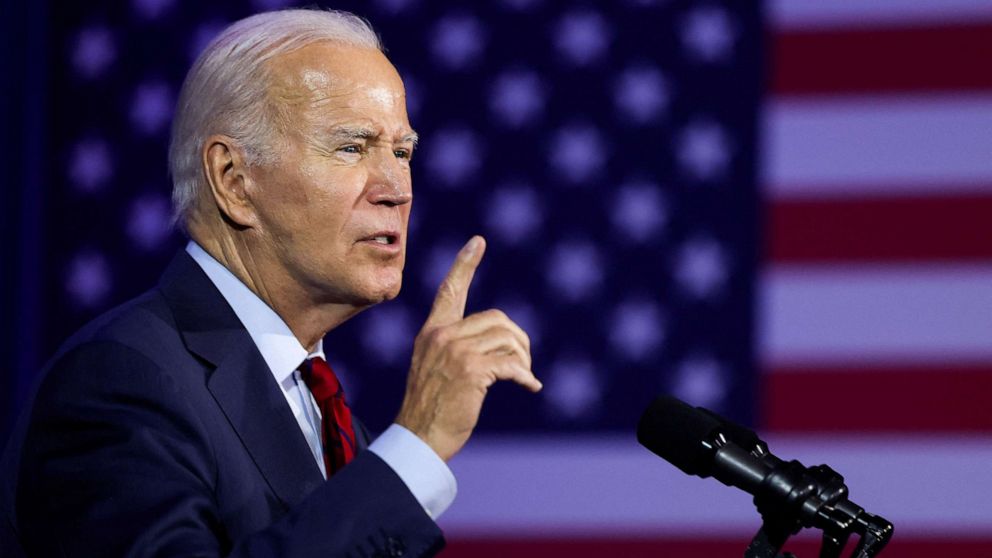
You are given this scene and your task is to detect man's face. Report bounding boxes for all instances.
[247,42,415,308]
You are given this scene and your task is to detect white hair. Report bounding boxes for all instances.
[168,9,382,230]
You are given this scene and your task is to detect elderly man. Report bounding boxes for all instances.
[0,8,540,557]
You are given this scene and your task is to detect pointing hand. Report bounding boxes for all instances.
[395,236,541,461]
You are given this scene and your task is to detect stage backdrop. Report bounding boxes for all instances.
[3,0,991,556]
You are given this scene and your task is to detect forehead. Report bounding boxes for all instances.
[266,42,407,121]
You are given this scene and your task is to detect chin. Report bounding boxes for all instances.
[374,279,403,303]
[325,257,404,306]
[355,272,403,306]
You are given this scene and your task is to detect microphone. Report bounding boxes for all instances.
[636,395,893,546]
[689,402,894,555]
[637,396,802,505]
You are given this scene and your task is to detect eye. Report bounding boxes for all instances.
[393,148,412,160]
[339,144,363,154]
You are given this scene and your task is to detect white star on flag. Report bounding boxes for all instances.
[681,7,736,63]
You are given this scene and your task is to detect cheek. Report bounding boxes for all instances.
[248,173,295,233]
[250,167,325,249]
[253,157,312,207]
[305,170,371,244]
[299,159,324,183]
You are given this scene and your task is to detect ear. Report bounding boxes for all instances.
[202,134,257,228]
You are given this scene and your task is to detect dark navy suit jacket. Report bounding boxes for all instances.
[0,251,444,557]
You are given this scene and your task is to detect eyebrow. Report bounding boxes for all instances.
[329,126,419,146]
[329,126,376,142]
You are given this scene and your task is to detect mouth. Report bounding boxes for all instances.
[357,231,402,250]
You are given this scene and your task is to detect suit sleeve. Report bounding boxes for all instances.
[14,342,444,558]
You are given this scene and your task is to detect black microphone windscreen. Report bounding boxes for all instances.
[697,407,762,451]
[637,395,723,477]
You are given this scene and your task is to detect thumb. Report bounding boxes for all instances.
[425,236,486,327]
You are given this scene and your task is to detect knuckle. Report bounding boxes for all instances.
[439,279,455,298]
[432,325,453,345]
[448,338,475,364]
[440,276,462,299]
[521,331,532,350]
[486,308,509,322]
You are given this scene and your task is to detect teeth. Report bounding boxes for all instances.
[373,236,389,244]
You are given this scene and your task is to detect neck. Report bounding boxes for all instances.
[188,220,363,352]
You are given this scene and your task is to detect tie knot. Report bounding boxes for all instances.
[301,356,342,402]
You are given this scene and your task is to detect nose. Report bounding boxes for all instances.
[367,181,412,206]
[367,150,412,207]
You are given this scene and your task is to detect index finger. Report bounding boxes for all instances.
[425,235,486,327]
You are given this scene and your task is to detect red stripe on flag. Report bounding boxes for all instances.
[767,194,992,263]
[445,537,992,558]
[762,366,992,432]
[771,23,992,95]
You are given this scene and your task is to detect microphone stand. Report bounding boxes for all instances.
[744,518,797,558]
[742,461,893,558]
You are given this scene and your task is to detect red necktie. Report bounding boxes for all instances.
[300,356,356,476]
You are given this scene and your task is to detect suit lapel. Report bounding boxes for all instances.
[158,251,324,510]
[203,334,324,508]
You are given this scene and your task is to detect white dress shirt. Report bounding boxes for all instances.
[186,241,456,519]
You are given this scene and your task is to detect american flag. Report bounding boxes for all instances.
[15,0,992,556]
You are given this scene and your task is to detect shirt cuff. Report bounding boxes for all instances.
[367,423,457,520]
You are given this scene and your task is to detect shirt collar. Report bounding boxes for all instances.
[186,241,325,384]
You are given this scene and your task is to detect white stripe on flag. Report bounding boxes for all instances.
[763,95,992,199]
[439,435,992,536]
[759,264,992,366]
[769,0,992,30]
